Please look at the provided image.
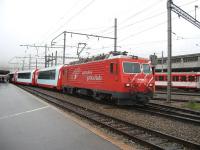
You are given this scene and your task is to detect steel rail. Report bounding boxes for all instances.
[133,103,200,125]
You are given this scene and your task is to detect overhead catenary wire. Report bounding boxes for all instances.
[37,0,84,45]
[39,0,167,50]
[120,0,165,24]
[176,0,199,7]
[103,11,166,36]
[35,0,200,61]
[92,0,165,36]
[95,0,199,37]
[118,8,196,43]
[40,0,96,45]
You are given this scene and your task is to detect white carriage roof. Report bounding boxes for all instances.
[156,72,200,74]
[17,69,36,74]
[38,65,63,71]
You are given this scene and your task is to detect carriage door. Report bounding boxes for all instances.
[197,75,200,88]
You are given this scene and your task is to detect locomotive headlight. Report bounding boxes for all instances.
[124,83,131,87]
[148,83,153,87]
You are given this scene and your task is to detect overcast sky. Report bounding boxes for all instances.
[0,0,200,70]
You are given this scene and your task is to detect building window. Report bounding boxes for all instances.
[183,56,198,62]
[172,58,181,63]
[157,60,162,64]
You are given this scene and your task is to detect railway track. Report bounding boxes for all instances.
[154,91,200,103]
[155,91,200,97]
[134,103,200,125]
[18,85,200,150]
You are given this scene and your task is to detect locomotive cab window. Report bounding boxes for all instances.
[142,64,151,74]
[123,62,141,73]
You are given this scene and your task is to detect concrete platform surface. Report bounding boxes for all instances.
[0,84,120,150]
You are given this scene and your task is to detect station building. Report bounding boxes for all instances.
[0,70,9,82]
[155,53,200,72]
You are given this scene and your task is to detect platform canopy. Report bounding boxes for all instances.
[0,70,10,75]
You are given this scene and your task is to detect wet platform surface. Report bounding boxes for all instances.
[0,84,119,150]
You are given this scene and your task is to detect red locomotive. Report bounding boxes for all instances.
[62,52,154,105]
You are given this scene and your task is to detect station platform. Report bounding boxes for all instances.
[0,84,120,150]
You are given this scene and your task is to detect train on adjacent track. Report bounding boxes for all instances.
[9,51,155,105]
[155,72,200,90]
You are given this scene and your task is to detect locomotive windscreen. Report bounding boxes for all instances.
[18,72,31,79]
[38,70,56,80]
[123,62,141,73]
[142,64,151,73]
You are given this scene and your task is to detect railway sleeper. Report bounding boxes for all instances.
[146,137,168,145]
[158,142,183,150]
[128,130,145,136]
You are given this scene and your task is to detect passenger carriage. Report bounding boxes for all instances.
[155,72,200,89]
[15,69,38,86]
[35,65,64,90]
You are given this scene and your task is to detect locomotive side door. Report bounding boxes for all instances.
[109,61,118,81]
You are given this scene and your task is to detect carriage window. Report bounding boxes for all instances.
[180,76,186,81]
[172,76,179,81]
[18,73,31,79]
[38,70,56,80]
[123,62,141,73]
[188,76,195,82]
[159,76,164,81]
[142,64,151,73]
